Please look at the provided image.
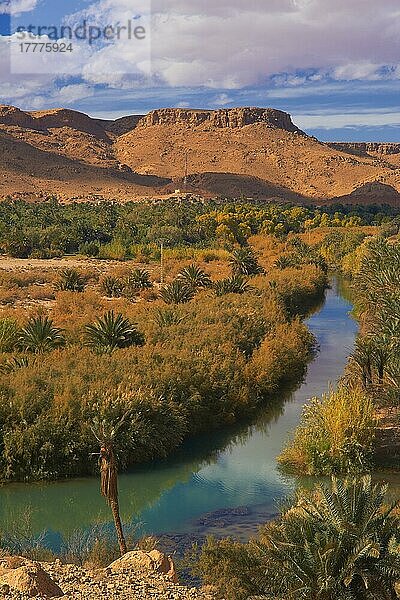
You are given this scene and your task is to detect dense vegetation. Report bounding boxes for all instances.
[193,476,400,600]
[279,237,400,475]
[0,229,328,481]
[0,199,398,259]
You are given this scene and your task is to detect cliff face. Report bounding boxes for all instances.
[136,107,304,133]
[329,142,400,156]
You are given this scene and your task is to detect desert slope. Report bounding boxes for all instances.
[0,104,399,204]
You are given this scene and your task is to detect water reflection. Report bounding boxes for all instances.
[0,279,359,541]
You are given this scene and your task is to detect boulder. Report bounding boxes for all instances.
[0,557,64,597]
[109,550,178,583]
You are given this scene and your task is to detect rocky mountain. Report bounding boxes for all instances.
[0,104,399,204]
[329,142,400,157]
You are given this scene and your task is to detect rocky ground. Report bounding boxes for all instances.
[0,552,217,600]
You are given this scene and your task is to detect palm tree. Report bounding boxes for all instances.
[350,338,375,387]
[89,388,147,557]
[90,408,131,556]
[100,276,124,298]
[55,268,86,292]
[125,269,153,290]
[123,269,153,299]
[274,255,296,270]
[85,311,144,354]
[177,264,211,289]
[253,476,400,600]
[214,275,250,297]
[160,280,195,304]
[18,316,65,354]
[229,247,263,276]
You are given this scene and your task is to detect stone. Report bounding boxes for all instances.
[137,107,303,134]
[109,550,178,583]
[0,557,64,597]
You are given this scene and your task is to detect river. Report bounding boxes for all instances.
[0,278,358,549]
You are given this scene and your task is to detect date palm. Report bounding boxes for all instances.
[274,255,296,270]
[18,316,65,354]
[100,275,124,298]
[177,264,211,289]
[89,388,149,556]
[154,308,186,327]
[125,269,153,290]
[160,280,195,304]
[214,275,249,296]
[55,268,86,292]
[229,247,263,276]
[85,311,144,354]
[90,394,132,556]
[254,476,400,600]
[0,355,30,374]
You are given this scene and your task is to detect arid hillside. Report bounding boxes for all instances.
[0,104,399,204]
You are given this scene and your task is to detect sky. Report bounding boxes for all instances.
[0,0,400,141]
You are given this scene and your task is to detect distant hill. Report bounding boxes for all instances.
[0,104,399,204]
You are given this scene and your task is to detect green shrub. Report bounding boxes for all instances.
[278,386,375,475]
[85,311,145,354]
[160,280,195,304]
[55,269,86,292]
[0,318,19,352]
[194,477,400,600]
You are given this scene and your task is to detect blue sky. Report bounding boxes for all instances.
[1,0,400,142]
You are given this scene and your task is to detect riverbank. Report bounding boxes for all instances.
[279,236,400,476]
[0,552,216,600]
[0,235,328,484]
[0,278,356,548]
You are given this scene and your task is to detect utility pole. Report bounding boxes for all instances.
[160,239,164,286]
[183,150,188,188]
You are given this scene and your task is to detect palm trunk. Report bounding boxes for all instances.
[100,442,127,556]
[110,497,127,555]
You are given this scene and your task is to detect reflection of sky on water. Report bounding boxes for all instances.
[0,280,359,540]
[135,282,359,534]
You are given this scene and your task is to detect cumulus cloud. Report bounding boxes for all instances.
[150,0,400,87]
[1,0,400,128]
[1,0,38,15]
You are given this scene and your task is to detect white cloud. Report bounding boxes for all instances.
[1,0,400,126]
[212,93,233,106]
[149,0,400,88]
[2,0,38,15]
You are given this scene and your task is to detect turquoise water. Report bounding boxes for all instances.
[0,279,358,543]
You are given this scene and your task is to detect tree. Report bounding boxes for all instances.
[85,311,144,354]
[55,268,86,292]
[196,477,400,600]
[159,280,195,304]
[214,275,250,296]
[177,264,212,289]
[229,247,263,276]
[89,390,140,556]
[18,316,65,354]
